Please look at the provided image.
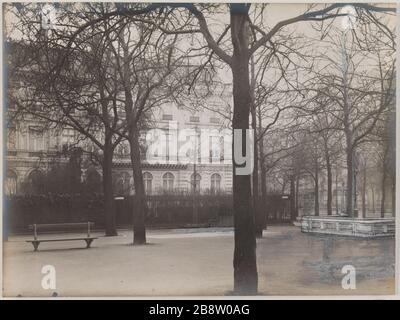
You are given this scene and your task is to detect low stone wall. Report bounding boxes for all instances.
[301,216,395,237]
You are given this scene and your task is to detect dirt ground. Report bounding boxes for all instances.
[2,225,395,297]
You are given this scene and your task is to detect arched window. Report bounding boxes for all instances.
[7,126,16,150]
[143,172,153,194]
[5,170,17,196]
[29,126,45,151]
[190,173,201,193]
[163,172,174,191]
[210,173,221,193]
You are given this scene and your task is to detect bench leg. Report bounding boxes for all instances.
[84,239,94,248]
[32,241,40,252]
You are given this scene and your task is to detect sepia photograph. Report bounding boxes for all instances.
[1,1,397,299]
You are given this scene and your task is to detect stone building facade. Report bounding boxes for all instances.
[5,100,233,196]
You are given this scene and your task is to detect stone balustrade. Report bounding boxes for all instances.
[301,216,395,237]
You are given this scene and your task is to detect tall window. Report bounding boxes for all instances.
[5,170,17,196]
[28,127,44,151]
[7,126,16,150]
[164,129,170,162]
[191,173,201,193]
[210,173,221,193]
[143,172,153,194]
[184,130,201,163]
[209,136,222,163]
[62,128,75,149]
[163,172,174,192]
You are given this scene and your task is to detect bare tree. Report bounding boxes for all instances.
[5,19,127,235]
[103,16,193,244]
[11,2,395,294]
[304,21,395,217]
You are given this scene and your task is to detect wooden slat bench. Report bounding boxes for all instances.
[26,222,97,251]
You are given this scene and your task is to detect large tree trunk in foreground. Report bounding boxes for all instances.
[230,9,258,295]
[102,143,118,236]
[122,44,147,244]
[129,126,147,245]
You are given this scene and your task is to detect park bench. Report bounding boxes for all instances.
[26,222,97,251]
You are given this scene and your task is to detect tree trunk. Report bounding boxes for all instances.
[380,169,387,218]
[325,150,333,216]
[129,126,147,245]
[230,9,258,295]
[362,161,367,218]
[314,159,320,216]
[335,166,339,215]
[392,182,395,218]
[290,175,296,220]
[295,175,300,218]
[345,145,354,217]
[342,32,354,217]
[102,143,117,236]
[372,186,375,214]
[380,143,391,218]
[122,42,147,244]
